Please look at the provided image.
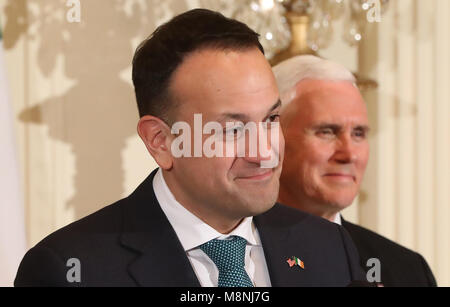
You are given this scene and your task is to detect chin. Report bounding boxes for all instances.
[324,197,355,211]
[240,193,278,216]
[250,201,276,216]
[231,179,279,214]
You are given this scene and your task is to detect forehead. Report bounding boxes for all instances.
[292,79,368,126]
[170,48,279,118]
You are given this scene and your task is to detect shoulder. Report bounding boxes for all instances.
[19,196,130,276]
[15,198,131,286]
[342,220,437,286]
[36,198,126,250]
[256,203,352,251]
[342,220,422,260]
[257,203,341,232]
[255,204,366,283]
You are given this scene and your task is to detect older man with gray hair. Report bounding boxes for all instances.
[273,55,436,287]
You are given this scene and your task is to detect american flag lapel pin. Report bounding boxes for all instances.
[287,256,305,269]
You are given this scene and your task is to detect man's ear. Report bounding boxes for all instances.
[137,115,173,170]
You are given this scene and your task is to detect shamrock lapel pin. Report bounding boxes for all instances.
[287,256,305,269]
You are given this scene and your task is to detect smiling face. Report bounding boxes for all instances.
[279,79,369,220]
[163,47,284,233]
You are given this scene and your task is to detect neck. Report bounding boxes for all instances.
[324,212,338,223]
[162,169,243,234]
[278,186,338,223]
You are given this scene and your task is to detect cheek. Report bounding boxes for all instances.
[298,156,321,186]
[356,145,370,176]
[297,145,335,190]
[178,158,236,196]
[299,142,332,172]
[175,157,232,178]
[285,139,323,171]
[220,157,243,181]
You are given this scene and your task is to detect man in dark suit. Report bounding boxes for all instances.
[15,9,365,287]
[342,218,436,287]
[274,55,437,287]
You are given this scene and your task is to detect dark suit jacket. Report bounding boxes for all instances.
[342,218,437,287]
[15,169,365,287]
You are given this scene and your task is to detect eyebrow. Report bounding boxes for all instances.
[311,123,371,132]
[216,99,282,123]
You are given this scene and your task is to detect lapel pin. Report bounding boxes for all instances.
[287,256,305,269]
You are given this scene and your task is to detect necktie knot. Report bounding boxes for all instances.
[199,236,253,287]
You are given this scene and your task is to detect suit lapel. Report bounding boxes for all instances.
[119,171,315,287]
[122,233,200,287]
[254,205,309,287]
[120,169,200,287]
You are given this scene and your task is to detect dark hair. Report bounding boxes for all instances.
[132,9,264,122]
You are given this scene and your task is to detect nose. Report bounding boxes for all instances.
[243,143,272,164]
[243,129,272,163]
[333,134,357,164]
[242,123,281,168]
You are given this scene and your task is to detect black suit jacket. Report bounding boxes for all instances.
[342,218,437,287]
[15,169,365,287]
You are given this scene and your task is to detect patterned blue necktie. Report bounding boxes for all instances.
[199,236,254,287]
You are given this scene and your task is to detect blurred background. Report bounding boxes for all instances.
[0,0,448,286]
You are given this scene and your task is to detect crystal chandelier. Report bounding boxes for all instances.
[199,0,390,90]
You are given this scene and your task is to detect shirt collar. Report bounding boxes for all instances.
[333,213,342,225]
[152,168,259,252]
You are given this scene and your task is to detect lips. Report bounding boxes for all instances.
[323,173,356,182]
[237,169,274,180]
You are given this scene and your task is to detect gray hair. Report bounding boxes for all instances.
[272,55,356,108]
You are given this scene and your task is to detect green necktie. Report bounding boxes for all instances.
[199,236,254,287]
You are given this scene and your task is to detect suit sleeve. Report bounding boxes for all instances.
[417,253,437,287]
[337,225,367,282]
[14,246,74,287]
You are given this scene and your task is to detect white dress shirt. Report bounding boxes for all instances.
[333,213,342,225]
[152,168,272,287]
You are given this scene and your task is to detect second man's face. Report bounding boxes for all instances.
[166,47,284,229]
[281,79,370,216]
